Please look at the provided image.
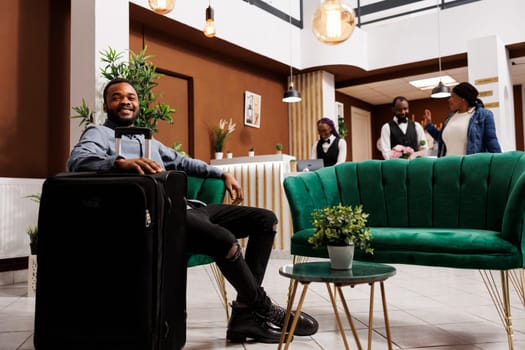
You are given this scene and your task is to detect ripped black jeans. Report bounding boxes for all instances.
[186,204,278,305]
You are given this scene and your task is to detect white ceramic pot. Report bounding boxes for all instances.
[227,152,233,159]
[248,151,255,157]
[215,152,224,160]
[327,244,355,270]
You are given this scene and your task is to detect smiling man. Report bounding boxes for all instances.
[66,78,319,344]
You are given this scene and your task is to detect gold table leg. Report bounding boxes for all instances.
[336,285,363,350]
[380,282,393,350]
[336,280,394,350]
[367,283,375,350]
[278,280,311,350]
[326,283,351,350]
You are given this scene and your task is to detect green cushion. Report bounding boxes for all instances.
[187,254,216,267]
[186,176,226,267]
[292,227,520,270]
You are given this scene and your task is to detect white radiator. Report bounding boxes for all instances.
[0,178,45,259]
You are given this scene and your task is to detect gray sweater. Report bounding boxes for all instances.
[67,119,223,179]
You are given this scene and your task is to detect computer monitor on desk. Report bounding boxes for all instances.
[296,159,324,172]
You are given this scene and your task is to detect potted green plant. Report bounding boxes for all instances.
[308,204,373,269]
[25,193,41,297]
[25,193,41,255]
[71,47,175,132]
[275,143,283,154]
[248,146,255,157]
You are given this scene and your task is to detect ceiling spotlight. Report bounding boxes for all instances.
[148,0,175,15]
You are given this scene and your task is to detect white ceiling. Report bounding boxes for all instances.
[337,57,525,105]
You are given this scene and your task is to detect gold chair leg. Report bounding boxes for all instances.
[509,269,525,308]
[210,262,230,321]
[479,270,514,350]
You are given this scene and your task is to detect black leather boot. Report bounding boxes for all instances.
[226,302,285,343]
[255,298,319,336]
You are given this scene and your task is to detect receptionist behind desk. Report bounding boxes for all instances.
[310,117,347,166]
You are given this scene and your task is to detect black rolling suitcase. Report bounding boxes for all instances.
[34,128,187,350]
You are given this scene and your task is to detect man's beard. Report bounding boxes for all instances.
[395,112,409,123]
[107,106,138,127]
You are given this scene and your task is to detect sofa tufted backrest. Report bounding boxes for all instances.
[284,151,525,235]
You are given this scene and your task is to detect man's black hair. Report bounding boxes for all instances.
[103,78,135,104]
[392,96,408,107]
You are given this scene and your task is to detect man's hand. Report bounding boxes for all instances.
[114,157,164,175]
[222,172,244,205]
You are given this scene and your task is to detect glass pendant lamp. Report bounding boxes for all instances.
[148,0,175,15]
[203,3,216,38]
[282,1,301,103]
[430,1,451,98]
[312,0,356,45]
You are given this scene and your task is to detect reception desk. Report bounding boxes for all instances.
[210,154,295,252]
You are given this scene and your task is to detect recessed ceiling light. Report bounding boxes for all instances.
[409,75,457,90]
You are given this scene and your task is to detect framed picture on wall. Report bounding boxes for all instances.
[244,91,261,128]
[335,101,344,119]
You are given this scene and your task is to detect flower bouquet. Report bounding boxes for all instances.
[212,118,236,152]
[389,144,415,159]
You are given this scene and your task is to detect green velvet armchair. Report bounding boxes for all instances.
[186,176,229,320]
[283,151,525,350]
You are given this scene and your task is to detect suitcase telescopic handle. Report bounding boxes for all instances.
[115,127,152,159]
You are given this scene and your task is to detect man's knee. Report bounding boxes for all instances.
[225,242,241,261]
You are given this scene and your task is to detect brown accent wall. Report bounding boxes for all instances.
[0,0,70,178]
[130,21,289,163]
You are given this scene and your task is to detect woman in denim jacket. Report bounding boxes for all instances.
[423,82,501,157]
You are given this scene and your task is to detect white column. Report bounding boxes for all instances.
[321,70,336,124]
[467,35,515,152]
[70,0,130,149]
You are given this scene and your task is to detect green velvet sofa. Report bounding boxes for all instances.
[283,151,525,349]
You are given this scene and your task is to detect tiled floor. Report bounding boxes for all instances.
[1,254,525,349]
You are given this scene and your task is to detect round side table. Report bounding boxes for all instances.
[278,260,396,350]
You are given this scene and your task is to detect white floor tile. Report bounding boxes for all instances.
[1,257,524,350]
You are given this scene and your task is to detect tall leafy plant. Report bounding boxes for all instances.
[72,47,175,132]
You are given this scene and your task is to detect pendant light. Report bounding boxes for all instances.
[282,2,301,103]
[431,1,451,98]
[203,2,216,38]
[148,0,175,15]
[312,0,356,45]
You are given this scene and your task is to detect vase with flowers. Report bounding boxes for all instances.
[212,118,236,159]
[389,144,415,159]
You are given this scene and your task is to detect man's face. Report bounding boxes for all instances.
[103,82,139,126]
[393,99,409,118]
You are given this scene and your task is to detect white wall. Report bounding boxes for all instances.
[129,0,525,71]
